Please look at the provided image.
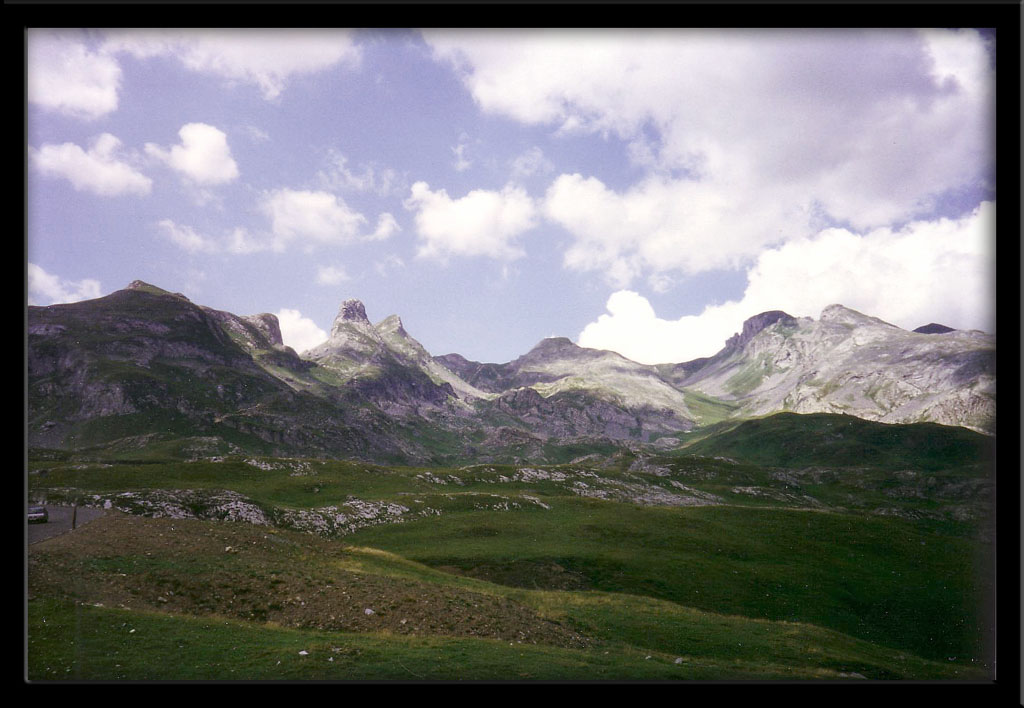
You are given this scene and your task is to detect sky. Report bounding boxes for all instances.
[26,28,997,365]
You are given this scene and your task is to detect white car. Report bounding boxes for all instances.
[27,506,48,524]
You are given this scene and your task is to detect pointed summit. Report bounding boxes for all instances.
[819,304,897,328]
[123,280,190,301]
[376,314,408,339]
[337,299,369,323]
[330,299,372,338]
[725,310,795,350]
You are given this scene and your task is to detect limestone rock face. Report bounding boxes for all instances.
[680,305,995,433]
[244,313,284,348]
[336,299,370,326]
[725,311,796,350]
[26,281,998,466]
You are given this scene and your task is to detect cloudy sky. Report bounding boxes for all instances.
[27,28,996,365]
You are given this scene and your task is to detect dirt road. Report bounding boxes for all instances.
[27,505,106,545]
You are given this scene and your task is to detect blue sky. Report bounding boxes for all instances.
[27,28,996,364]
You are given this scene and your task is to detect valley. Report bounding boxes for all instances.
[25,282,998,681]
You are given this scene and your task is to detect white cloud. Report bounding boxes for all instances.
[259,188,396,251]
[374,254,406,278]
[261,188,367,250]
[404,181,537,261]
[28,29,360,123]
[315,265,350,286]
[28,31,121,120]
[28,263,102,305]
[145,123,240,186]
[102,29,362,100]
[578,203,995,364]
[156,220,269,255]
[30,134,152,197]
[276,308,328,353]
[156,220,219,254]
[427,29,994,285]
[544,172,805,287]
[452,140,473,172]
[226,227,267,255]
[317,150,398,196]
[509,146,554,181]
[242,125,270,143]
[366,213,401,241]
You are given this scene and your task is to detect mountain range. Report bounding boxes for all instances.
[26,280,996,464]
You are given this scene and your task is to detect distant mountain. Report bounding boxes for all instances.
[914,323,956,334]
[26,282,412,461]
[675,305,995,434]
[26,282,996,464]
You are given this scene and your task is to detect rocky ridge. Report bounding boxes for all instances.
[27,282,996,464]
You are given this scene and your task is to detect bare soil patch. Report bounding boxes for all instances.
[27,513,588,649]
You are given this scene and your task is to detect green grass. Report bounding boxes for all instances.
[682,390,740,426]
[723,354,774,397]
[679,412,994,470]
[26,417,995,682]
[345,499,993,666]
[28,517,988,682]
[28,596,871,681]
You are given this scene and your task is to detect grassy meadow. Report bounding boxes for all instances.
[26,438,996,682]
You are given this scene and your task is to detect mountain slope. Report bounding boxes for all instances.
[678,411,994,470]
[678,305,995,434]
[27,283,419,461]
[27,282,996,464]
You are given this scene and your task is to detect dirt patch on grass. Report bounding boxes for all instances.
[437,560,592,591]
[27,513,588,650]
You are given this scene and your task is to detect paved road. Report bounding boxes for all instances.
[27,505,106,545]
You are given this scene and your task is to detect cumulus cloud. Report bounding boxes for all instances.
[30,134,152,197]
[276,308,328,353]
[28,263,102,305]
[404,181,537,261]
[28,31,121,119]
[29,30,361,122]
[101,29,362,100]
[315,265,350,286]
[544,172,805,287]
[156,220,269,255]
[261,188,383,251]
[427,28,994,286]
[145,123,240,186]
[578,203,995,364]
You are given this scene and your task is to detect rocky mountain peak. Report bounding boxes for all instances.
[243,313,284,347]
[376,314,408,339]
[725,310,796,350]
[124,280,190,301]
[329,299,374,339]
[527,337,580,357]
[337,299,369,324]
[819,304,896,328]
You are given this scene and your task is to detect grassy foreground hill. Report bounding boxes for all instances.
[27,414,996,681]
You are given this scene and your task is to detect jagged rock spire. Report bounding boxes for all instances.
[330,299,371,339]
[726,311,795,349]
